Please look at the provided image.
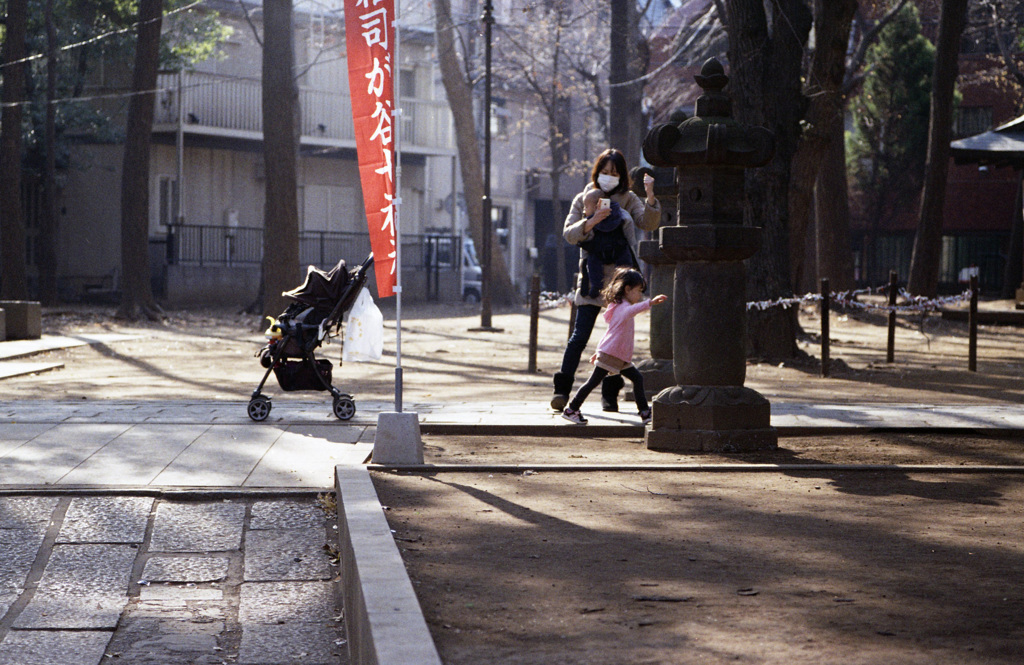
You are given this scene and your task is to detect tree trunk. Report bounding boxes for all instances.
[550,74,572,294]
[39,0,59,305]
[610,0,643,168]
[908,0,969,297]
[725,0,811,359]
[788,0,856,293]
[815,126,855,292]
[118,0,163,320]
[259,0,301,320]
[1,0,29,301]
[432,0,516,304]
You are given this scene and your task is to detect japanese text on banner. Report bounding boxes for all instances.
[344,0,396,297]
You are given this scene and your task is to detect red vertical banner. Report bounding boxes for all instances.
[344,0,397,298]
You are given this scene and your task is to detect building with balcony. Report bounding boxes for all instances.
[57,0,467,305]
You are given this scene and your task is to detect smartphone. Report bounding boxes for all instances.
[599,198,610,210]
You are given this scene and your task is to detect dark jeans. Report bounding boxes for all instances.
[569,365,648,413]
[559,304,601,377]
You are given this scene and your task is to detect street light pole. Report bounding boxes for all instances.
[480,0,494,329]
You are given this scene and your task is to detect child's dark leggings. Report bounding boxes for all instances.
[569,365,648,412]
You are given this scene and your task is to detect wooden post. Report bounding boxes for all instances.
[820,278,830,378]
[886,270,898,363]
[528,273,540,372]
[969,273,978,372]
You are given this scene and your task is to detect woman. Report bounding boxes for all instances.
[551,148,661,412]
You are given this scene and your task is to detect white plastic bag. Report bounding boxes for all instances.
[343,288,384,362]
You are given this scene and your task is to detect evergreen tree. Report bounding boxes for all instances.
[846,4,935,282]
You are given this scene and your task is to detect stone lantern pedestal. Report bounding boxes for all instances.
[641,58,777,453]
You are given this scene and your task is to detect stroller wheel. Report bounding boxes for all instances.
[333,395,356,421]
[248,396,272,422]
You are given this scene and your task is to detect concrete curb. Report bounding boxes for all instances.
[335,464,442,665]
[367,463,1024,474]
[0,486,331,498]
[0,361,64,380]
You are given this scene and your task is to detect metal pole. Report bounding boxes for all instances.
[176,69,185,227]
[820,278,830,378]
[886,270,898,363]
[480,0,493,329]
[393,4,404,412]
[969,273,978,372]
[528,273,540,372]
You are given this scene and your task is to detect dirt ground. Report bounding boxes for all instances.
[5,299,1024,663]
[6,296,1024,408]
[368,429,1024,665]
[374,463,1024,665]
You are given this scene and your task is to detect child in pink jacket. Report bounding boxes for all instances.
[562,267,667,425]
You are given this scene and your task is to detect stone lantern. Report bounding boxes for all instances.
[641,58,777,453]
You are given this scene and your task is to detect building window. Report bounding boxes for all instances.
[400,68,416,98]
[954,106,993,138]
[157,175,179,230]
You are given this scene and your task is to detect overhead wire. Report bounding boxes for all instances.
[0,0,206,70]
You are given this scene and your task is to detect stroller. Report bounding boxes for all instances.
[247,254,375,422]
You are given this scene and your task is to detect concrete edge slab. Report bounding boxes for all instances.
[365,463,1024,474]
[0,361,64,380]
[335,464,442,665]
[0,486,331,498]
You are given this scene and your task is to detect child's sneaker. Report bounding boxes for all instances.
[562,407,588,425]
[639,408,652,425]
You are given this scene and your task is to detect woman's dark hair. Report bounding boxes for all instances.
[602,267,646,305]
[590,148,630,197]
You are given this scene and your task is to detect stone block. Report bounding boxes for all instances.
[13,544,136,629]
[103,618,222,663]
[645,385,778,453]
[150,501,245,552]
[373,412,423,464]
[57,496,153,544]
[0,630,112,665]
[239,581,336,624]
[0,301,41,340]
[243,528,331,581]
[250,499,325,530]
[239,622,343,665]
[142,556,230,583]
[645,427,778,453]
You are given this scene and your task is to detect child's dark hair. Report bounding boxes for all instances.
[601,267,646,304]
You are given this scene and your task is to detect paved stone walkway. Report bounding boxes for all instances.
[0,494,346,665]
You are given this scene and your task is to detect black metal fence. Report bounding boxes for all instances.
[168,225,457,272]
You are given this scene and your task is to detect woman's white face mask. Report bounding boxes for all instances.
[597,174,620,192]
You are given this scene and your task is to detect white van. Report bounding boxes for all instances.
[461,237,482,302]
[423,233,482,302]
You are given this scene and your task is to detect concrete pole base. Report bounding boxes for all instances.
[373,412,424,464]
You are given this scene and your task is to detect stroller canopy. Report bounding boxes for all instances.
[283,259,351,311]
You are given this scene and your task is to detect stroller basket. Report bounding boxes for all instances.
[273,359,332,392]
[247,253,374,421]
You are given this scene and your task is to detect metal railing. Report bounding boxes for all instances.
[169,225,458,273]
[154,71,454,150]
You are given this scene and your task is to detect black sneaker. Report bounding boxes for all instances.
[639,408,652,425]
[562,407,588,425]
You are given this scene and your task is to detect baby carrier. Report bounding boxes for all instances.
[579,202,635,298]
[247,254,374,422]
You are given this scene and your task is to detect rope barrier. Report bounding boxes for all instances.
[538,286,973,314]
